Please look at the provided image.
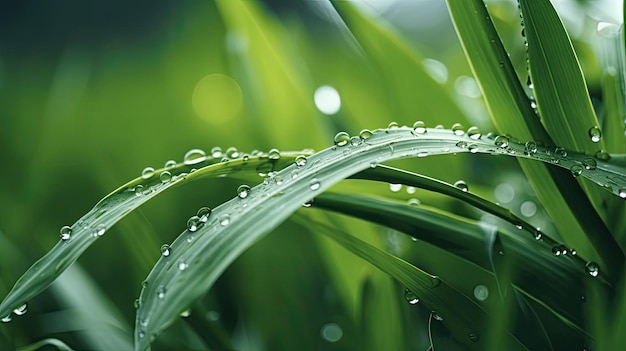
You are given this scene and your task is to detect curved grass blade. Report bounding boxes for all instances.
[0,150,311,319]
[16,338,74,351]
[134,127,624,350]
[311,193,602,347]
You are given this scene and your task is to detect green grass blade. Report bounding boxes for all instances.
[16,338,74,351]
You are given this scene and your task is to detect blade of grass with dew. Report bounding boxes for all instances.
[0,150,311,319]
[311,192,604,342]
[133,127,625,350]
[519,0,613,227]
[309,219,526,351]
[445,0,622,277]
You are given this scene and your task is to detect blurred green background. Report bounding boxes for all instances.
[0,0,621,349]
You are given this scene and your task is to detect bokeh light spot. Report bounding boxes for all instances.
[314,85,341,115]
[192,73,243,124]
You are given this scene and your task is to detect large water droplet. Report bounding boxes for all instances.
[588,126,602,143]
[595,150,611,161]
[451,123,465,136]
[585,261,599,277]
[494,135,509,148]
[387,121,399,129]
[268,148,281,160]
[359,129,373,140]
[467,126,481,139]
[225,147,239,158]
[160,244,171,257]
[160,171,172,183]
[334,132,350,147]
[555,147,567,158]
[473,285,489,301]
[220,215,230,226]
[178,261,189,271]
[454,180,468,192]
[210,146,222,158]
[237,184,251,199]
[93,224,106,237]
[142,167,155,179]
[183,149,207,165]
[412,121,427,134]
[389,183,402,192]
[197,207,211,222]
[582,158,597,170]
[310,179,321,191]
[404,289,419,304]
[187,216,202,232]
[13,304,27,316]
[570,165,584,177]
[295,155,307,167]
[60,225,72,240]
[524,141,537,154]
[164,160,177,169]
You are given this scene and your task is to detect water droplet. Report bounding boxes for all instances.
[93,224,106,237]
[451,123,465,136]
[320,323,343,343]
[178,261,189,271]
[435,124,444,129]
[160,244,171,257]
[412,121,427,134]
[164,160,177,169]
[156,286,167,299]
[389,183,402,192]
[237,184,251,199]
[2,315,11,323]
[274,175,284,185]
[468,144,479,153]
[552,245,568,256]
[187,216,202,232]
[142,167,155,179]
[524,141,538,154]
[588,126,602,143]
[334,132,350,147]
[241,154,249,164]
[225,147,239,158]
[134,185,144,196]
[197,207,211,222]
[582,158,597,170]
[570,248,577,256]
[302,199,313,207]
[310,179,321,191]
[268,148,281,160]
[494,135,509,148]
[473,285,489,301]
[406,186,416,194]
[387,121,399,129]
[407,198,421,206]
[555,147,567,158]
[469,333,480,342]
[160,171,172,183]
[134,299,140,309]
[359,129,373,140]
[404,289,419,304]
[183,149,207,165]
[350,136,361,146]
[456,141,468,148]
[467,126,481,139]
[619,188,626,199]
[432,312,444,321]
[295,155,307,167]
[454,180,468,192]
[534,229,543,240]
[60,225,72,240]
[13,304,27,316]
[256,162,274,177]
[210,146,222,158]
[220,215,230,226]
[585,261,599,277]
[595,150,611,160]
[570,165,584,177]
[179,309,191,318]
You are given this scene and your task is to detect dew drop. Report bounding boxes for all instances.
[473,285,489,301]
[334,132,350,147]
[210,146,222,158]
[134,299,140,309]
[164,160,177,169]
[241,154,249,163]
[432,312,444,321]
[225,147,239,158]
[456,141,468,148]
[412,121,427,134]
[570,165,584,177]
[389,183,402,192]
[160,171,172,183]
[407,198,421,206]
[295,155,307,167]
[178,261,189,271]
[524,141,537,154]
[134,185,144,196]
[156,286,167,299]
[451,123,465,136]
[454,180,468,192]
[220,215,230,226]
[404,289,419,304]
[274,175,284,185]
[268,148,281,160]
[141,167,155,179]
[359,129,373,140]
[552,245,568,256]
[256,162,274,177]
[585,261,599,277]
[1,315,11,323]
[595,150,611,161]
[179,309,191,318]
[183,149,207,165]
[494,135,509,148]
[469,333,480,342]
[582,158,597,170]
[237,184,251,199]
[197,207,211,222]
[94,224,106,237]
[160,244,171,257]
[310,179,321,191]
[468,144,479,154]
[387,121,399,129]
[187,216,201,232]
[588,126,602,143]
[555,147,567,158]
[618,187,626,198]
[467,126,481,139]
[534,229,543,240]
[60,225,72,241]
[350,135,361,146]
[13,304,27,316]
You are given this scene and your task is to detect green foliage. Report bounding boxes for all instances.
[1,1,624,350]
